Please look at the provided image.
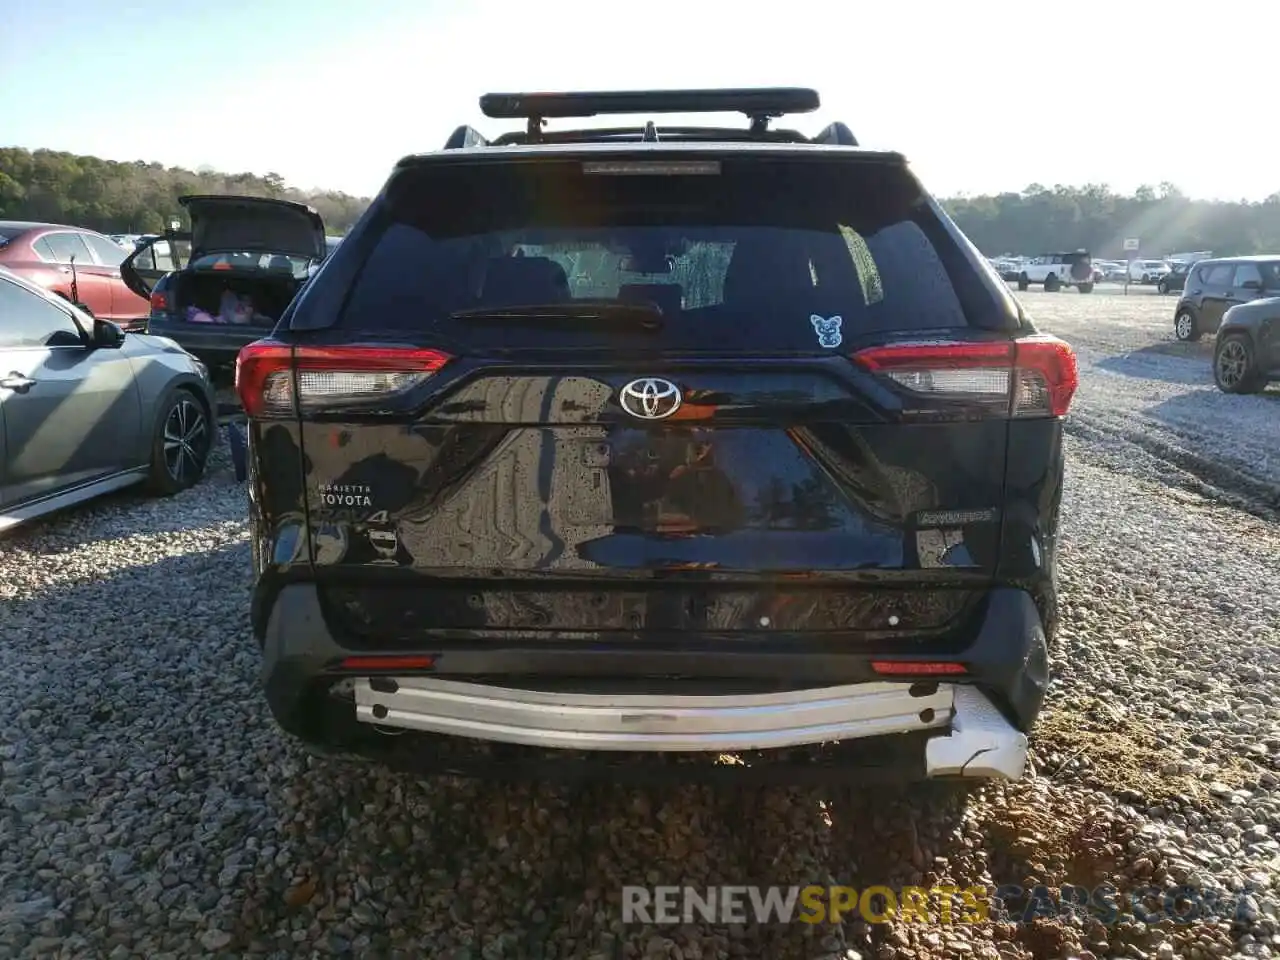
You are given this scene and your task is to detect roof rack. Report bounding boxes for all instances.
[441,87,856,148]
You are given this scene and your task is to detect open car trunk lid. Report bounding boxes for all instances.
[182,194,326,262]
[240,151,1074,648]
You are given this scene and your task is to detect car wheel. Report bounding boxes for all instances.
[1044,273,1060,292]
[1213,334,1265,394]
[1017,273,1029,291]
[1173,310,1200,342]
[1157,279,1168,294]
[1077,282,1094,294]
[146,387,212,495]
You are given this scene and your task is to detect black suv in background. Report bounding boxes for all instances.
[1157,261,1193,295]
[1211,262,1280,393]
[238,88,1078,783]
[1173,256,1280,342]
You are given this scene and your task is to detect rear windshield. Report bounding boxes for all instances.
[331,156,1006,349]
[189,251,310,278]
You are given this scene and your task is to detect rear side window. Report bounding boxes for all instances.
[83,233,128,266]
[1233,263,1264,288]
[37,231,94,264]
[331,156,1007,350]
[1201,263,1233,285]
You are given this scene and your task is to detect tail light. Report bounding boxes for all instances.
[851,335,1078,417]
[235,343,453,418]
[150,291,168,311]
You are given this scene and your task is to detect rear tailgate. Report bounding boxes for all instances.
[242,151,1069,649]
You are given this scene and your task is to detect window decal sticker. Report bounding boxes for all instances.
[810,314,843,348]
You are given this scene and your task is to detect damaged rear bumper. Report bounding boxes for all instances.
[256,583,1048,782]
[350,676,1026,779]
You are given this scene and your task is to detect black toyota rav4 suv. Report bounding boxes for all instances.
[239,88,1078,783]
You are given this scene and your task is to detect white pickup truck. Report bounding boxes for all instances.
[1015,251,1094,293]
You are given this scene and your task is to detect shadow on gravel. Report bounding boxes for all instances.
[225,768,979,959]
[1093,344,1212,385]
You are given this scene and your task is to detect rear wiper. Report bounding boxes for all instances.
[450,300,664,329]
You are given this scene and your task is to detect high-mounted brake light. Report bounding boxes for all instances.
[851,336,1078,417]
[582,160,721,176]
[235,343,453,418]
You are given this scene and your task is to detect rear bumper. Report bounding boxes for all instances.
[255,583,1049,780]
[350,676,1025,778]
[146,317,269,363]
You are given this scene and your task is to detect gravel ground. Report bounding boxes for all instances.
[1023,285,1280,519]
[2,293,1280,959]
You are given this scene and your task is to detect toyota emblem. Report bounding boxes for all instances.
[619,377,682,420]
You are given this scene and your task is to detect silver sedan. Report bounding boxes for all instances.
[0,266,217,532]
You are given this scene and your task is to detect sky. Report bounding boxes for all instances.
[3,0,1277,203]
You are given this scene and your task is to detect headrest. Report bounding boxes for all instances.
[480,256,570,306]
[722,237,815,307]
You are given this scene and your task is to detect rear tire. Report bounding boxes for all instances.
[146,387,212,496]
[1157,278,1169,294]
[1077,282,1094,294]
[1044,274,1060,292]
[1017,273,1029,291]
[1174,309,1200,342]
[1214,334,1265,394]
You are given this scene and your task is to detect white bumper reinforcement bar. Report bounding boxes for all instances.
[352,678,1027,779]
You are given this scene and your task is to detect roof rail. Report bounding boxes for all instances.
[443,125,489,150]
[812,122,858,147]
[480,87,820,139]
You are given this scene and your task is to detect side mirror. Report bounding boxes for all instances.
[91,318,126,349]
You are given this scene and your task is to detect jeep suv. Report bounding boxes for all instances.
[238,88,1078,783]
[1015,251,1094,293]
[1173,256,1280,342]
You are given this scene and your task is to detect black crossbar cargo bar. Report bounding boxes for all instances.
[479,87,820,122]
[446,87,855,148]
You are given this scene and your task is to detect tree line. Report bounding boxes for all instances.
[2,147,1279,259]
[0,148,370,236]
[942,183,1280,259]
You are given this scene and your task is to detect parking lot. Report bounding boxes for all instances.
[2,288,1278,959]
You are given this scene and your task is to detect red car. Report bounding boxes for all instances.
[0,221,151,330]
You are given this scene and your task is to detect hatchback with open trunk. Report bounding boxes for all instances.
[237,88,1078,784]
